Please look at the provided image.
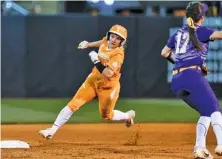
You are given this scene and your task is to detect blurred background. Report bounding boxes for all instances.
[1,0,222,124]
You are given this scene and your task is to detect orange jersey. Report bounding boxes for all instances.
[90,37,124,88]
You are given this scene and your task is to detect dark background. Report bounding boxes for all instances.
[2,15,222,98]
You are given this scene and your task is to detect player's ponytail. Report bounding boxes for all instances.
[186,17,203,51]
[186,2,204,51]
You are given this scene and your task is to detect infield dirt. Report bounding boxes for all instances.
[1,123,219,159]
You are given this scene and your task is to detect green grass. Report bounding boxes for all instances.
[1,98,222,124]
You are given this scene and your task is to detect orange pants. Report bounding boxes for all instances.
[67,74,120,120]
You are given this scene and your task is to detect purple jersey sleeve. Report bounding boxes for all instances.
[197,26,214,42]
[166,33,176,48]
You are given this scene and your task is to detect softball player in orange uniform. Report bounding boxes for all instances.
[39,24,135,139]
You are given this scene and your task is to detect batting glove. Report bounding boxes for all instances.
[78,41,89,49]
[89,51,100,64]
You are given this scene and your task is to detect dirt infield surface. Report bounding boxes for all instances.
[1,123,220,159]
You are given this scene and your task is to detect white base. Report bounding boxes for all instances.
[0,140,30,148]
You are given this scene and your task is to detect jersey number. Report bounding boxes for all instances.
[175,32,189,54]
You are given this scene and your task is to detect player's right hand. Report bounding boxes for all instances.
[201,65,209,76]
[78,41,89,49]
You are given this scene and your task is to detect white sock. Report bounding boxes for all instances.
[211,111,222,145]
[51,106,73,132]
[111,110,129,121]
[195,116,211,148]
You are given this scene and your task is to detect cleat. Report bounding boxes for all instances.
[193,147,213,159]
[125,110,135,128]
[215,145,222,156]
[39,128,55,140]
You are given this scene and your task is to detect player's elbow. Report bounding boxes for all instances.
[102,68,114,78]
[210,31,222,40]
[161,50,166,57]
[161,48,166,57]
[161,46,171,58]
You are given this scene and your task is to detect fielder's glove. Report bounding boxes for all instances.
[78,41,89,49]
[89,51,100,64]
[201,65,209,76]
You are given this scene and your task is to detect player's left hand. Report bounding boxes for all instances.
[201,65,209,76]
[89,51,99,64]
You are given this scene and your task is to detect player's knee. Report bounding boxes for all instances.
[101,113,112,120]
[211,111,222,124]
[101,110,113,120]
[67,99,84,112]
[68,104,77,112]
